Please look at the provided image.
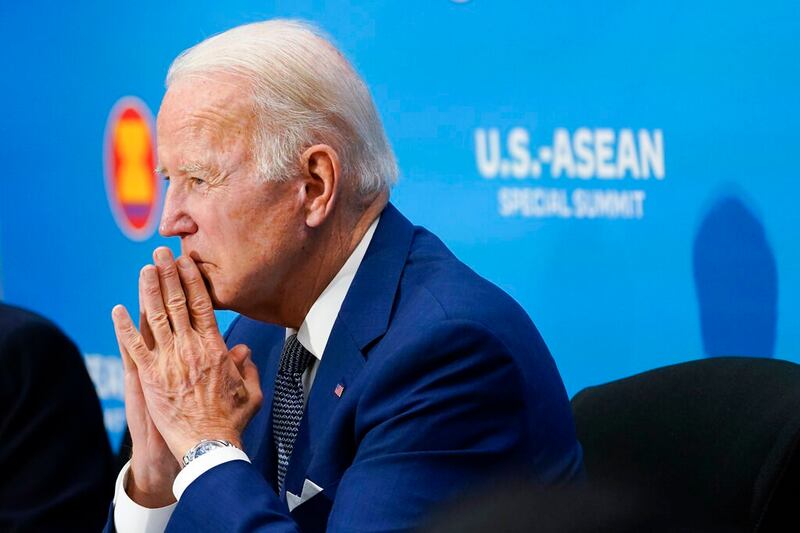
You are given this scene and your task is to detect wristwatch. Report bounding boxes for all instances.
[182,439,235,468]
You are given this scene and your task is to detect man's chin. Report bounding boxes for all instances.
[206,287,233,312]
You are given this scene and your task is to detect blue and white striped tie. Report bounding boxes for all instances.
[272,334,313,493]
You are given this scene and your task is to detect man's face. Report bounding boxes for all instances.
[156,75,306,319]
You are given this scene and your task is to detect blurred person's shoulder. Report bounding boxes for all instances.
[0,302,57,333]
[0,302,80,368]
[0,302,65,340]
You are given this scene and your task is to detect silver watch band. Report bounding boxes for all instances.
[181,439,235,468]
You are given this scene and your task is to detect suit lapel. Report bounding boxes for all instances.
[282,203,416,501]
[335,203,416,351]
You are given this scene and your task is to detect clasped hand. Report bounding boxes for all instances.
[112,247,262,506]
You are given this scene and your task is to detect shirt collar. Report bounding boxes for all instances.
[286,215,380,360]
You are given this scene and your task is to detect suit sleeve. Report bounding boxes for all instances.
[166,319,527,532]
[0,318,115,531]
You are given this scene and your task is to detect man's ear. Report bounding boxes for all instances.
[301,144,340,227]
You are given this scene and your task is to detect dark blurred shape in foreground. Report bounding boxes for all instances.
[0,303,115,532]
[422,357,800,532]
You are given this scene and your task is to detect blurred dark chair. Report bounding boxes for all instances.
[422,356,799,533]
[418,477,722,533]
[572,356,800,532]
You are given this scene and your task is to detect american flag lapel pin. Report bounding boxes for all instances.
[334,383,345,398]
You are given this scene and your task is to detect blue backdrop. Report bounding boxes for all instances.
[1,0,798,452]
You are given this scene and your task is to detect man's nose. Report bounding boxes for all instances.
[159,187,198,237]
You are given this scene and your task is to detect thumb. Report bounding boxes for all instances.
[241,351,261,399]
[229,343,251,374]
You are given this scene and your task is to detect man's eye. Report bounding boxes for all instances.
[190,177,205,185]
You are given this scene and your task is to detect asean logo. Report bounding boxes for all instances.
[103,97,162,241]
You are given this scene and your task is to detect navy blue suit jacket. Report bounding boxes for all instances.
[141,204,582,532]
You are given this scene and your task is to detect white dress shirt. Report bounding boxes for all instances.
[113,216,380,533]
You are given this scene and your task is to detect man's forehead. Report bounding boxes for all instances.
[155,132,250,176]
[156,77,255,171]
[158,74,254,131]
[164,72,252,103]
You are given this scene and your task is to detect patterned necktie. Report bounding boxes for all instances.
[272,334,314,493]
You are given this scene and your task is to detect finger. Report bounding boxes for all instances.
[230,345,259,392]
[225,345,255,405]
[112,310,146,418]
[229,343,251,374]
[116,337,145,419]
[241,354,263,409]
[153,247,192,334]
[139,265,174,348]
[112,304,153,369]
[118,336,137,374]
[138,270,160,353]
[176,256,219,336]
[241,355,260,390]
[139,311,156,351]
[139,284,155,351]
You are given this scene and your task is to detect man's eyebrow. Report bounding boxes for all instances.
[179,162,214,175]
[153,162,214,176]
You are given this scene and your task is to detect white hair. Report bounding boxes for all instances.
[166,19,397,198]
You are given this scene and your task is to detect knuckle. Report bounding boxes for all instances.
[128,335,148,356]
[179,339,202,362]
[182,267,200,283]
[144,283,162,298]
[149,309,170,326]
[166,293,187,310]
[207,340,222,356]
[253,389,264,406]
[190,295,213,312]
[119,322,137,340]
[160,264,179,283]
[116,320,134,335]
[182,345,200,361]
[207,347,226,362]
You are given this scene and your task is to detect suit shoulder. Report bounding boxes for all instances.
[223,315,284,361]
[386,226,558,391]
[396,228,536,335]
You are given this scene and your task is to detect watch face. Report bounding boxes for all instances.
[195,441,223,458]
[184,439,233,466]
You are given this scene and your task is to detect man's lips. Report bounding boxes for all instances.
[191,260,214,294]
[184,252,214,284]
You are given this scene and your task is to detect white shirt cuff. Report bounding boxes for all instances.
[113,461,177,533]
[172,445,251,501]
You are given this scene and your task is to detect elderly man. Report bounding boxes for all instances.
[109,19,583,532]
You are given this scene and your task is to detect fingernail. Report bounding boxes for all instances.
[155,247,171,263]
[142,265,157,280]
[177,257,191,270]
